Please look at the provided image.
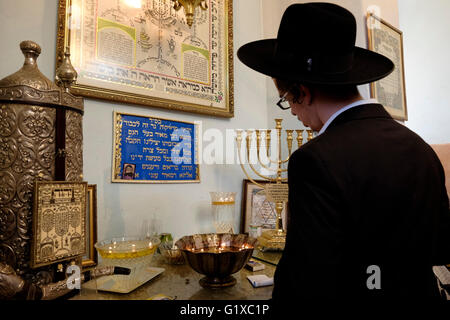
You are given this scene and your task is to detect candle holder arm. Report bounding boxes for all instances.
[256,147,288,172]
[236,139,267,188]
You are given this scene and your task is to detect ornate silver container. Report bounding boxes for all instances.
[0,41,83,282]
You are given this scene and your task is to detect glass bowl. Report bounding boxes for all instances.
[95,237,160,291]
[159,245,185,265]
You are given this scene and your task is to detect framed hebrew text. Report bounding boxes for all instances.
[31,181,88,268]
[113,111,200,183]
[56,0,234,117]
[367,13,408,121]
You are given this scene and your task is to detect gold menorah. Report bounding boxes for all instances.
[236,119,313,250]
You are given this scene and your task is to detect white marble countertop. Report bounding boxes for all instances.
[71,253,276,300]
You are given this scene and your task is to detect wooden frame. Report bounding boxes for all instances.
[31,181,87,268]
[112,111,200,183]
[240,179,287,234]
[367,13,408,121]
[82,184,98,269]
[56,0,234,118]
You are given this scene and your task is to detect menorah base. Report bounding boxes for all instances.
[257,229,286,251]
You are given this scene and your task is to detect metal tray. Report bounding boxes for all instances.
[83,267,165,294]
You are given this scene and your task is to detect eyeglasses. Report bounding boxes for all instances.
[276,91,291,110]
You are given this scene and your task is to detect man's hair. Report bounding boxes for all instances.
[274,78,359,102]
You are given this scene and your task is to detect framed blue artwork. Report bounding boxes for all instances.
[112,111,199,183]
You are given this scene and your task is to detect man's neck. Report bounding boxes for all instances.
[317,94,364,129]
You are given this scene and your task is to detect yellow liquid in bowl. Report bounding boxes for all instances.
[95,239,160,291]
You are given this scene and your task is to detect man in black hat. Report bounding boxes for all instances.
[238,3,450,301]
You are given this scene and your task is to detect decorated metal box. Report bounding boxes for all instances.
[0,40,84,283]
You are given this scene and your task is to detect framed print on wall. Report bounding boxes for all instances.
[56,0,234,118]
[367,13,408,121]
[112,111,200,183]
[82,184,98,269]
[240,179,287,234]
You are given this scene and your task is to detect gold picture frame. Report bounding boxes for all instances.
[240,179,287,234]
[367,13,408,121]
[112,111,200,183]
[31,181,88,269]
[82,184,98,269]
[56,0,234,118]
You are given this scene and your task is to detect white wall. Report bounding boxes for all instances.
[0,1,58,80]
[0,0,268,241]
[398,0,450,144]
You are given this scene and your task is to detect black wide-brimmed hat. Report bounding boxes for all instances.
[237,3,394,85]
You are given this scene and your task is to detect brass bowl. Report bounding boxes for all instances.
[176,233,257,288]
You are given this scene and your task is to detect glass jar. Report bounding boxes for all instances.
[209,192,236,234]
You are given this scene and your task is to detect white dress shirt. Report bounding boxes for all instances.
[318,98,379,135]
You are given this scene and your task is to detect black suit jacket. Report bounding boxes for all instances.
[272,104,450,302]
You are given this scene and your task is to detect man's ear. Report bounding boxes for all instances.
[300,84,313,105]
